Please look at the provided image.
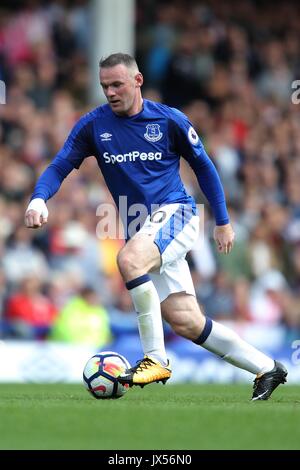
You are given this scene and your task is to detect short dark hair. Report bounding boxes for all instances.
[99,53,138,70]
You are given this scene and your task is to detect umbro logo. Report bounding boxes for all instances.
[100,132,112,141]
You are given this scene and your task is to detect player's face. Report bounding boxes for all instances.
[100,64,143,116]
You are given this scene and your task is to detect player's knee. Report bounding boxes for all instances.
[117,248,135,274]
[117,246,145,276]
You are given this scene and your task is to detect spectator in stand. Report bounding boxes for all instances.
[5,274,57,339]
[50,286,112,347]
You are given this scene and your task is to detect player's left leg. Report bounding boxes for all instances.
[161,292,287,400]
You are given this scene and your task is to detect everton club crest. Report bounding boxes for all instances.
[144,124,163,142]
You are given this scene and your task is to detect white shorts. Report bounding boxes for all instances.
[138,203,200,302]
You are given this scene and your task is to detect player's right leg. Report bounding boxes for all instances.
[116,232,171,387]
[117,203,199,387]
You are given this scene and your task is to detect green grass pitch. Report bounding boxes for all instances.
[0,383,299,450]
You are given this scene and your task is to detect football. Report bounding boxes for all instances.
[83,351,130,399]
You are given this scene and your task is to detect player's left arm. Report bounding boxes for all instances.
[169,113,235,254]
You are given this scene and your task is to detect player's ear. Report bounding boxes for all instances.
[135,72,143,88]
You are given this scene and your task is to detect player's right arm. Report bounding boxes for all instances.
[25,114,95,229]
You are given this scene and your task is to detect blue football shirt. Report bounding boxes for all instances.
[31,99,229,232]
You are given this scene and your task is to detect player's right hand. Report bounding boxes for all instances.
[24,198,48,228]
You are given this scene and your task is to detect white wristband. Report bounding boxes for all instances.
[26,198,48,218]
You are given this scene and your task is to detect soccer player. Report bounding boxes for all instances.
[25,53,287,400]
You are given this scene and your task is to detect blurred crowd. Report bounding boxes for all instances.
[0,0,300,347]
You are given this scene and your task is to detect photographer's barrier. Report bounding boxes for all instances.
[0,335,299,383]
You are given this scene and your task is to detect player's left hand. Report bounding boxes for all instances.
[213,223,235,254]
